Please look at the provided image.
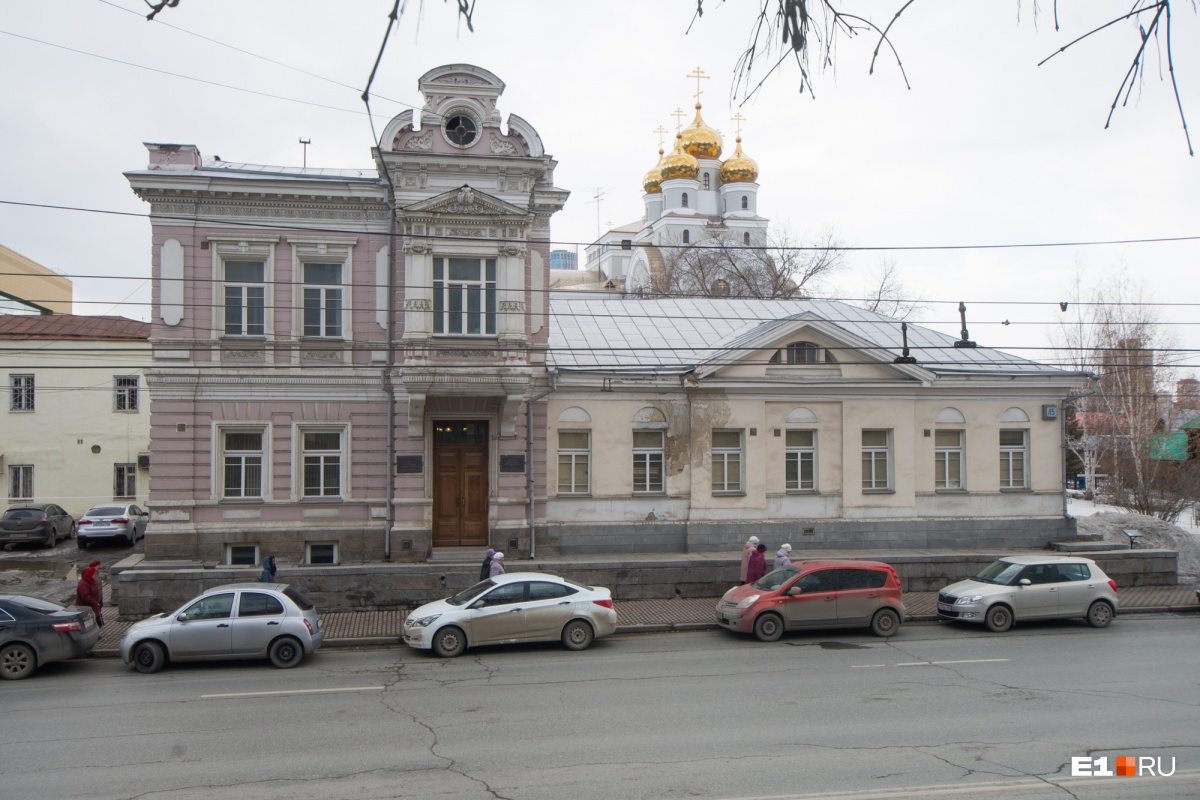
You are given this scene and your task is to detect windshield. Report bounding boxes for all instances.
[282,587,315,610]
[973,560,1025,586]
[87,506,125,516]
[753,567,800,591]
[447,579,495,606]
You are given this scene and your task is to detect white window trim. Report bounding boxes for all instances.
[296,424,349,500]
[306,542,339,565]
[785,429,818,493]
[861,429,893,492]
[225,543,260,567]
[1000,428,1030,490]
[934,429,966,491]
[632,429,665,495]
[113,375,140,413]
[557,429,591,496]
[208,235,278,340]
[215,425,270,502]
[432,256,498,338]
[9,374,34,412]
[711,429,744,495]
[288,237,356,341]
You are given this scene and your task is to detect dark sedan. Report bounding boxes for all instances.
[0,595,101,680]
[0,503,76,549]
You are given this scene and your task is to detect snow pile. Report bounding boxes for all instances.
[1077,512,1200,580]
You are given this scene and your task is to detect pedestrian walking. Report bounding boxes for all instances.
[489,551,506,578]
[258,555,277,583]
[75,559,103,627]
[479,547,495,582]
[746,543,768,584]
[774,543,793,571]
[739,535,760,584]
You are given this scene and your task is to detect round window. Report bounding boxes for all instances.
[444,115,478,147]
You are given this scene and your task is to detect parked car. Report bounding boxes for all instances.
[0,503,75,549]
[937,555,1119,632]
[716,559,906,641]
[119,583,324,673]
[0,594,101,680]
[403,572,617,657]
[77,503,149,548]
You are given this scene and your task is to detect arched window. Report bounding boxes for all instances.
[743,232,750,246]
[741,196,749,210]
[786,341,820,365]
[681,193,689,208]
[682,230,690,244]
[703,173,710,190]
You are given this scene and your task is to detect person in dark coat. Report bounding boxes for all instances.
[258,555,277,583]
[75,559,103,627]
[479,548,495,581]
[746,544,768,584]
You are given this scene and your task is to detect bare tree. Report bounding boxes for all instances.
[847,258,924,319]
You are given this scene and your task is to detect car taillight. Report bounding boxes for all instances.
[303,618,315,635]
[36,518,50,526]
[52,621,82,632]
[592,598,613,609]
[112,517,130,524]
[1108,579,1118,593]
[78,518,92,525]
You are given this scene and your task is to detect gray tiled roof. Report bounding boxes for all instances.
[547,293,1073,377]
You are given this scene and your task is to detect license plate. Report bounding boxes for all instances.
[937,603,954,612]
[9,533,28,539]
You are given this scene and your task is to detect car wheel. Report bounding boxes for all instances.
[77,537,88,550]
[68,522,76,540]
[125,532,136,547]
[753,612,784,642]
[1086,600,1114,628]
[561,619,594,651]
[985,604,1013,633]
[432,626,466,658]
[133,641,165,674]
[0,643,37,680]
[870,608,901,637]
[268,636,304,669]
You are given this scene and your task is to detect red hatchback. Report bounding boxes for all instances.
[716,559,906,641]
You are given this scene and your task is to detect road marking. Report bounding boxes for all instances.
[852,659,1010,668]
[202,686,385,699]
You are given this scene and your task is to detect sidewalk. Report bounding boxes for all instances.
[92,584,1199,657]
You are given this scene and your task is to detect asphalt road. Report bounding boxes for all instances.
[3,617,1198,800]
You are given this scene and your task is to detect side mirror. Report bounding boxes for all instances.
[176,613,189,622]
[786,585,803,596]
[1018,578,1031,587]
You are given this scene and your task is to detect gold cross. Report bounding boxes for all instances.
[731,112,747,138]
[670,108,687,133]
[654,125,669,150]
[686,66,710,106]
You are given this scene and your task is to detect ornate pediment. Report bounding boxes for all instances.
[403,185,527,218]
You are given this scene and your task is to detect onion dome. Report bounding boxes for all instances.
[681,103,723,160]
[720,135,759,184]
[659,133,699,181]
[642,147,665,194]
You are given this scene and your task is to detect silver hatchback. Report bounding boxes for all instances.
[937,555,1119,632]
[119,583,324,672]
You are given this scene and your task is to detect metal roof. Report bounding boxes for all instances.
[546,294,1075,377]
[0,315,149,341]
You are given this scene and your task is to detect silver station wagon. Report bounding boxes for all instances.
[120,583,324,672]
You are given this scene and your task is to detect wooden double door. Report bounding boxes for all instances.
[432,420,489,548]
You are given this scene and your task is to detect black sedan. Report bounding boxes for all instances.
[0,595,101,680]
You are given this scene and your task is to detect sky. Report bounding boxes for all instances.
[1,0,1198,376]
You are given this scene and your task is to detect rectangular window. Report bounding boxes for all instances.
[785,430,817,492]
[632,430,665,494]
[223,260,266,336]
[114,375,139,412]
[934,430,964,490]
[114,464,136,499]
[226,544,259,566]
[711,430,743,493]
[8,465,33,500]
[302,262,343,338]
[861,429,892,491]
[558,431,590,494]
[223,430,264,499]
[307,542,338,565]
[302,430,342,497]
[10,374,34,411]
[1000,429,1028,489]
[433,257,497,336]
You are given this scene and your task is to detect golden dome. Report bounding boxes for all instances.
[642,147,665,194]
[681,104,723,160]
[660,133,699,181]
[720,135,758,183]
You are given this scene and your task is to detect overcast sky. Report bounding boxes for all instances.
[2,1,1197,374]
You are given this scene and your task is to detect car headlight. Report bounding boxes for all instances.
[955,595,984,605]
[408,614,441,628]
[736,595,761,609]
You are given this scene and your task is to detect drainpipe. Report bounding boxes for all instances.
[527,371,557,559]
[382,174,398,560]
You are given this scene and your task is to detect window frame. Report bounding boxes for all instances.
[222,258,267,337]
[225,544,259,567]
[711,429,744,494]
[999,429,1029,490]
[300,428,345,499]
[306,542,338,565]
[557,430,591,496]
[301,261,344,339]
[861,429,893,492]
[113,463,136,499]
[8,465,33,501]
[208,235,278,340]
[113,375,140,412]
[785,429,817,493]
[432,256,498,337]
[934,429,965,491]
[632,429,665,495]
[9,374,34,412]
[220,427,267,501]
[287,236,356,342]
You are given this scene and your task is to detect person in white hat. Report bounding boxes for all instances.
[774,543,793,571]
[739,536,760,584]
[489,551,506,578]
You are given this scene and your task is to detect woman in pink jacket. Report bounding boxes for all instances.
[739,536,760,584]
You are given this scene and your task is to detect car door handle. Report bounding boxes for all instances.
[558,601,570,606]
[509,608,522,613]
[217,623,230,628]
[824,597,835,602]
[267,621,280,625]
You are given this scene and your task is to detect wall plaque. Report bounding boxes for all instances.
[500,454,526,473]
[395,455,423,474]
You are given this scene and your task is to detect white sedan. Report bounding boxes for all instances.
[403,572,617,657]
